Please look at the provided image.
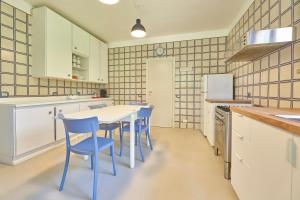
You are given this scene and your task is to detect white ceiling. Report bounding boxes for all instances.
[25,0,252,43]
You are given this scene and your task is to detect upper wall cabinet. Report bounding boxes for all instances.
[99,41,108,83]
[32,7,72,79]
[89,36,101,83]
[72,25,90,57]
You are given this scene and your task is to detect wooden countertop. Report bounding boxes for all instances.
[205,99,252,104]
[231,106,300,136]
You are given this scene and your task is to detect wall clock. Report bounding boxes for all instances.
[155,47,165,56]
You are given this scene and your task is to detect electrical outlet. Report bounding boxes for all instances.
[0,91,9,98]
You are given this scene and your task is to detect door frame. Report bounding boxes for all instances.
[146,57,175,128]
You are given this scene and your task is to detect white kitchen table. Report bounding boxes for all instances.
[64,105,148,168]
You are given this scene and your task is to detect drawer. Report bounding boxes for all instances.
[231,150,251,200]
[232,112,251,137]
[232,130,244,156]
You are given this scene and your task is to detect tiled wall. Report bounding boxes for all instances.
[108,37,227,129]
[227,0,300,108]
[0,1,103,97]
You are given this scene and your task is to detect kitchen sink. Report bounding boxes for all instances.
[275,115,300,121]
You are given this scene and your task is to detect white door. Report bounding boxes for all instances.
[146,58,174,127]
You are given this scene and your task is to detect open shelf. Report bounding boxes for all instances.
[72,66,87,71]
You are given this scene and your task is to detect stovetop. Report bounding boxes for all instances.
[216,106,231,112]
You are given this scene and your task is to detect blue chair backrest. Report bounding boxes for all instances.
[128,101,148,106]
[63,117,99,134]
[62,117,99,150]
[139,106,154,118]
[138,105,154,127]
[89,103,107,110]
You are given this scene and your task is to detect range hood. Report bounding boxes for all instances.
[226,27,294,62]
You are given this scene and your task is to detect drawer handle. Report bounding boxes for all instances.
[235,153,243,162]
[235,132,244,140]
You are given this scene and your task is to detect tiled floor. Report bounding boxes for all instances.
[0,127,238,200]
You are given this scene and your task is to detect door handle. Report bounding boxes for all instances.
[288,139,297,168]
[235,153,243,162]
[234,132,244,140]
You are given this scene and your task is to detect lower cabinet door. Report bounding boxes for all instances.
[55,104,79,140]
[16,106,55,155]
[250,119,292,200]
[292,135,300,200]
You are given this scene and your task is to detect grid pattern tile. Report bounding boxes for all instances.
[227,0,300,108]
[108,37,227,129]
[0,1,104,97]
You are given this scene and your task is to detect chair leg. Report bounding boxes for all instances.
[138,133,144,162]
[146,129,153,150]
[109,130,113,156]
[59,150,70,191]
[90,155,94,170]
[105,130,108,138]
[111,144,117,176]
[119,131,123,157]
[92,155,99,200]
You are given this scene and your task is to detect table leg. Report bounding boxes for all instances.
[130,113,135,168]
[146,118,151,146]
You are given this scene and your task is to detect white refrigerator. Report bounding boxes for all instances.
[199,74,233,134]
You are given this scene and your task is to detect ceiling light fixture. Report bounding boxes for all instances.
[99,0,119,5]
[131,19,146,38]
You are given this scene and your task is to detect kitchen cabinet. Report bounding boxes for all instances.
[89,36,101,83]
[32,7,72,79]
[15,106,55,155]
[72,24,90,57]
[0,97,112,165]
[292,134,300,200]
[231,112,294,200]
[55,103,80,140]
[99,41,108,83]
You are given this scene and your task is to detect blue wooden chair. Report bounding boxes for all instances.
[89,103,121,140]
[128,101,148,106]
[119,106,154,162]
[59,116,116,200]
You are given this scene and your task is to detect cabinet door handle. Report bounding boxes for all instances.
[74,46,78,50]
[288,139,297,168]
[48,111,53,115]
[67,74,71,77]
[235,153,243,162]
[234,132,244,140]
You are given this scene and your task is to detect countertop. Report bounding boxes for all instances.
[231,106,300,136]
[0,96,112,107]
[205,99,252,104]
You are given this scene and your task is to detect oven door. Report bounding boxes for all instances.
[215,111,225,157]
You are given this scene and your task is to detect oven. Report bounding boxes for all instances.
[215,106,232,179]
